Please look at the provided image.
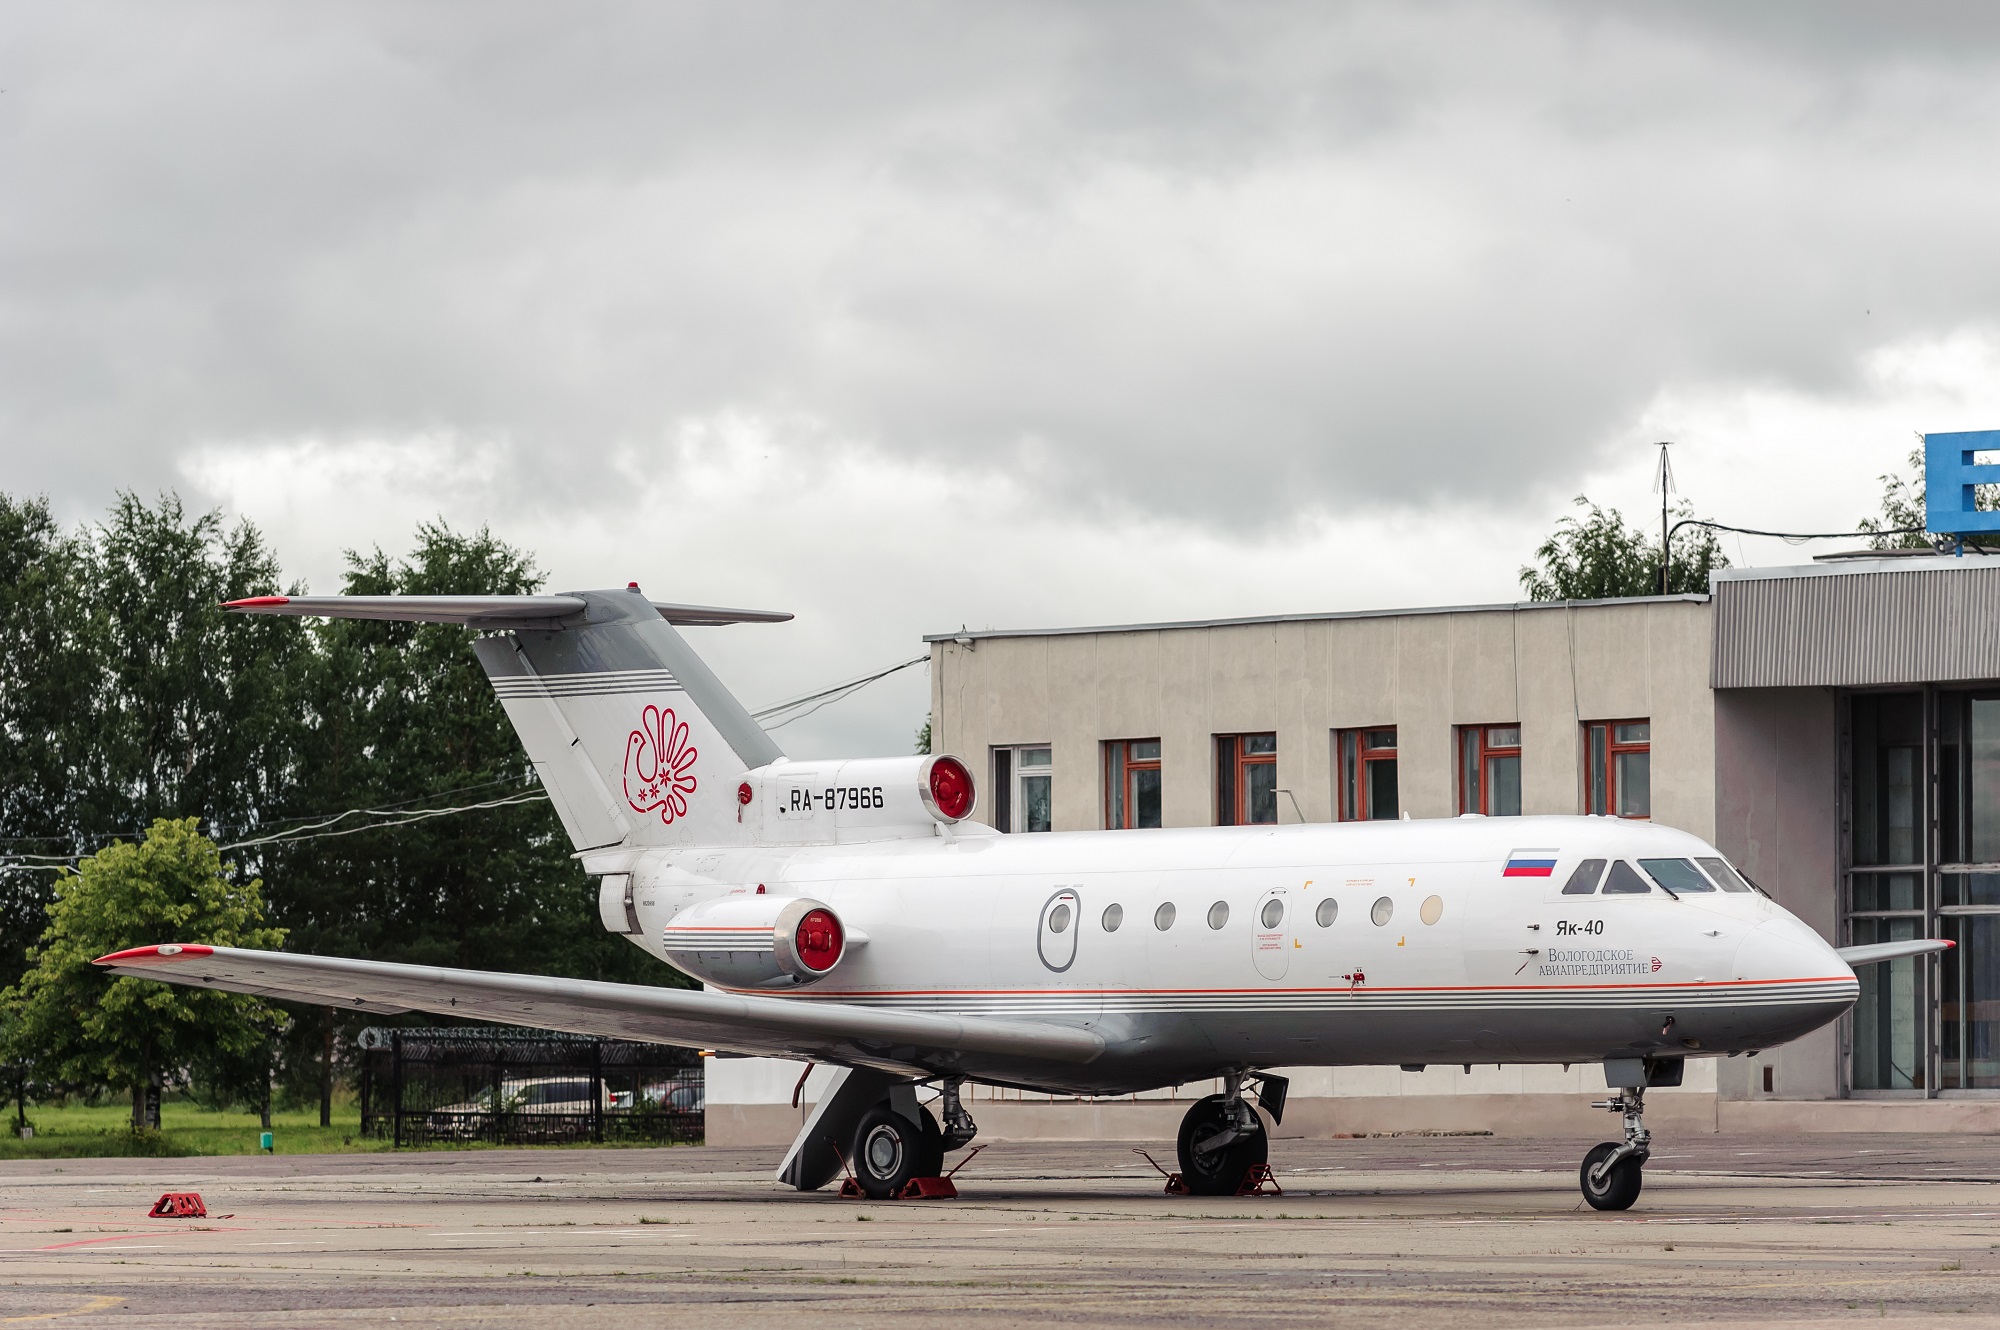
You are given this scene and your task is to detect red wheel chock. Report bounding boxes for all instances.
[1234,1163,1283,1196]
[148,1192,207,1218]
[1132,1148,1190,1194]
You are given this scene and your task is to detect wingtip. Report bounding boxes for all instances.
[93,943,214,967]
[222,595,290,610]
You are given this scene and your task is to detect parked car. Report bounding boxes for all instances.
[427,1077,624,1136]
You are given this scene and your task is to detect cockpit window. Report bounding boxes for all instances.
[1640,858,1715,893]
[1696,856,1754,894]
[1561,859,1607,895]
[1602,860,1651,894]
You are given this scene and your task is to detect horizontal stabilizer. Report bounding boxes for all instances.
[1836,938,1954,966]
[223,593,791,628]
[93,945,1102,1075]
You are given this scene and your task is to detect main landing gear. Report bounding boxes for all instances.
[847,1079,980,1200]
[1579,1085,1650,1211]
[1174,1074,1283,1195]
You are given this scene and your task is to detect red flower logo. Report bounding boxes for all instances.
[624,704,698,824]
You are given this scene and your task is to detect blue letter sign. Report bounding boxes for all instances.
[1925,430,2000,536]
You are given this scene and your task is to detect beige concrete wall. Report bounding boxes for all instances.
[1711,687,1843,1102]
[933,599,1715,836]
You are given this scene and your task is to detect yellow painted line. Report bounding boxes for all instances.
[1,1295,124,1323]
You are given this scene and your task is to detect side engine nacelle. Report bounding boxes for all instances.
[736,754,976,844]
[659,894,856,989]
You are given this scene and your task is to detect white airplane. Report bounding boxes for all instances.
[95,586,1948,1210]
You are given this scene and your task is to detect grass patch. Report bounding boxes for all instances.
[0,1100,388,1160]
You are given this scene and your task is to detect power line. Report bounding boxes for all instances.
[1670,518,1929,546]
[751,655,929,732]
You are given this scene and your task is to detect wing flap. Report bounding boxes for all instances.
[93,946,1102,1074]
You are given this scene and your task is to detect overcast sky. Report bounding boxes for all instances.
[6,2,2000,756]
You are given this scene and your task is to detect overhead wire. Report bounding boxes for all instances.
[751,655,929,732]
[1,653,937,868]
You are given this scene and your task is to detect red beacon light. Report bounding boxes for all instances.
[925,755,975,823]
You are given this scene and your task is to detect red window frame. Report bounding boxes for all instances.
[1585,719,1651,819]
[1336,727,1398,821]
[1104,739,1163,829]
[1457,724,1522,816]
[1216,732,1278,825]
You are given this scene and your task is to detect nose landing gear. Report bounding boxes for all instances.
[1579,1085,1650,1211]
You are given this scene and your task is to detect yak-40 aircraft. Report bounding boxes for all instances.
[97,586,1947,1210]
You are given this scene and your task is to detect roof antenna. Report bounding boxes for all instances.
[1651,442,1676,595]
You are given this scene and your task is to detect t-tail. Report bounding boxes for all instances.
[223,585,978,852]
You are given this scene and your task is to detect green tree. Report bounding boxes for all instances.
[2,818,283,1129]
[0,496,98,993]
[1520,497,1728,601]
[1855,444,2000,550]
[90,492,313,842]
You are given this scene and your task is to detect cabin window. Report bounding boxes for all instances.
[1561,858,1606,894]
[1315,897,1338,926]
[1217,733,1279,825]
[1457,724,1522,816]
[1696,857,1753,893]
[1207,901,1230,930]
[993,745,1054,833]
[1154,902,1177,930]
[1602,860,1651,894]
[1105,740,1163,829]
[1336,727,1398,821]
[1260,898,1284,928]
[1641,858,1715,893]
[1101,903,1124,931]
[1370,896,1394,925]
[1585,720,1651,818]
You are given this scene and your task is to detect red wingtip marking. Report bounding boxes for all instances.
[223,595,290,609]
[92,943,214,966]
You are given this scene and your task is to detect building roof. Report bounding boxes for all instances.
[923,592,1710,644]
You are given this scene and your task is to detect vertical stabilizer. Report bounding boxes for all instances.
[474,587,784,851]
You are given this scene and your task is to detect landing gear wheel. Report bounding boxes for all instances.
[1175,1093,1268,1196]
[913,1107,945,1180]
[851,1105,934,1199]
[1579,1141,1644,1211]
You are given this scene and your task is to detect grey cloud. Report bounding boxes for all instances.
[5,1,2000,530]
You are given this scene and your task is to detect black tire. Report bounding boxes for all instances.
[852,1105,926,1199]
[912,1107,945,1180]
[1579,1141,1644,1211]
[1175,1093,1268,1196]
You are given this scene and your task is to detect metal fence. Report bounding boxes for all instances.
[356,1026,703,1147]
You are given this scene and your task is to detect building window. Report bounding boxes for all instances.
[1105,739,1162,829]
[1336,728,1397,821]
[1584,720,1650,818]
[1848,691,1927,1091]
[1457,725,1522,816]
[992,746,1053,833]
[1216,733,1278,825]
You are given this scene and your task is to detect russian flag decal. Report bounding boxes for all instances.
[1503,848,1560,877]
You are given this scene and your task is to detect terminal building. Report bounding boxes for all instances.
[707,437,2000,1144]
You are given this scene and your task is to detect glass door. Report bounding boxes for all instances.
[1939,694,2000,1090]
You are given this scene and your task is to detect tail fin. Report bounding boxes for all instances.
[224,586,787,851]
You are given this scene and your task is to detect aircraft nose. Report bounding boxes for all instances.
[1732,916,1854,985]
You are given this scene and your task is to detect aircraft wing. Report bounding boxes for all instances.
[93,945,1100,1076]
[222,595,791,628]
[1836,938,1954,966]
